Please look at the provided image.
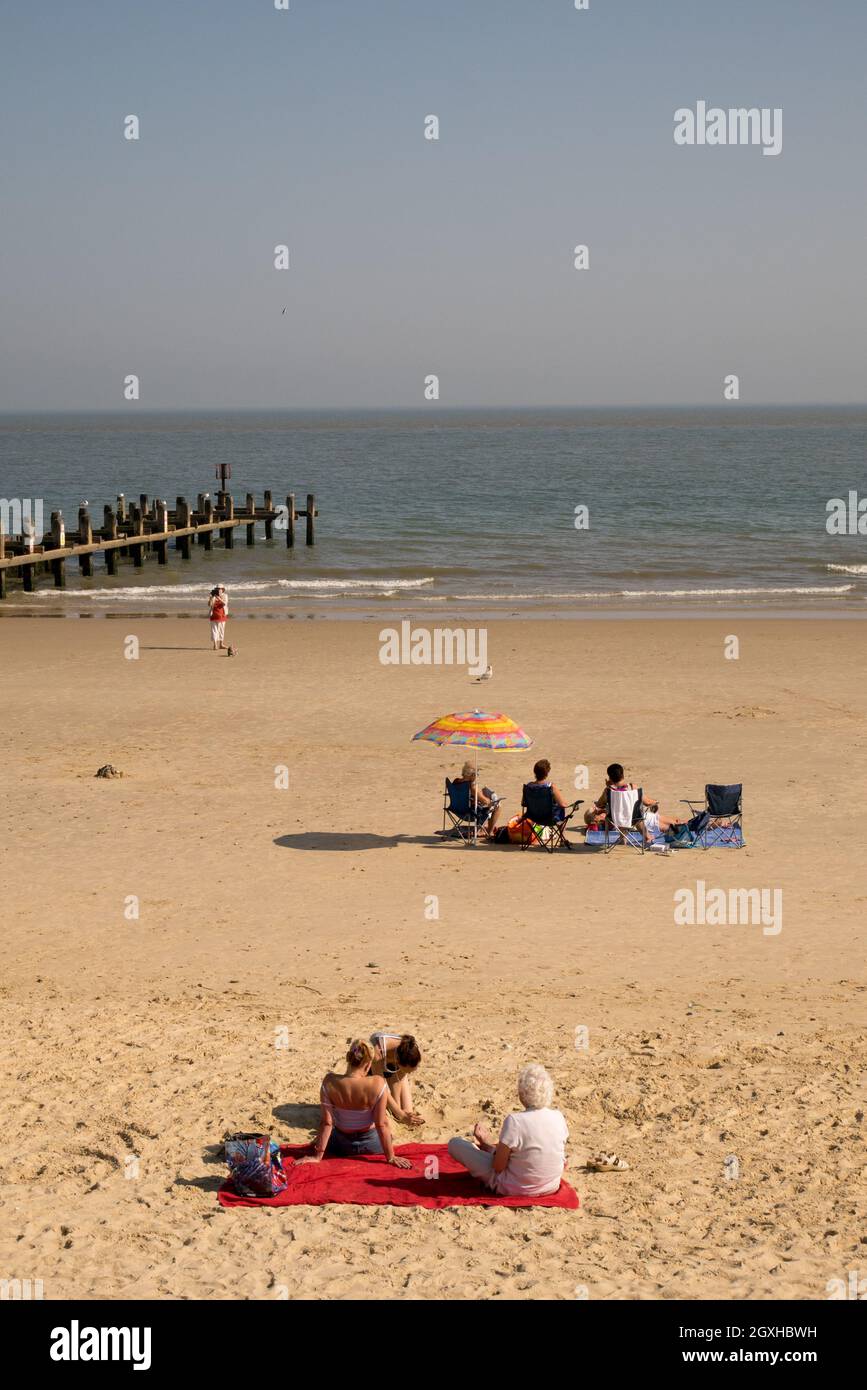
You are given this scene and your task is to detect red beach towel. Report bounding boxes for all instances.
[218,1142,579,1211]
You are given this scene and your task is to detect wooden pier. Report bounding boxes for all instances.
[0,491,317,598]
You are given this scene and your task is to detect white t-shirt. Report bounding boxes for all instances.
[493,1107,569,1196]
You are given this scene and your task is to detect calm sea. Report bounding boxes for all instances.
[1,407,865,617]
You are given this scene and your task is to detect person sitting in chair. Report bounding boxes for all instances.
[526,759,570,825]
[453,762,502,837]
[583,763,683,845]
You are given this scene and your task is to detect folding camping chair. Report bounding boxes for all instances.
[520,784,582,852]
[602,785,647,854]
[681,783,743,848]
[442,778,502,844]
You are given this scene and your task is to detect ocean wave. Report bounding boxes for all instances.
[33,577,436,600]
[28,579,854,604]
[275,577,435,591]
[826,564,867,575]
[450,585,854,600]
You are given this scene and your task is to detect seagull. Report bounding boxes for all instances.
[473,665,493,682]
[282,308,286,315]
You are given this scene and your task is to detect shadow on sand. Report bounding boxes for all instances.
[274,831,598,854]
[272,1102,320,1130]
[175,1173,225,1192]
[273,832,442,852]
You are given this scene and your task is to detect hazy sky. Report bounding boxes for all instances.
[1,0,865,409]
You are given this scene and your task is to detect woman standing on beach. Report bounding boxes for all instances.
[208,584,228,650]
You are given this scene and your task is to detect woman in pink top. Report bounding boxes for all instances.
[298,1041,412,1168]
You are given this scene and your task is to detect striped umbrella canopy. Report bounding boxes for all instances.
[412,709,533,751]
[413,710,534,842]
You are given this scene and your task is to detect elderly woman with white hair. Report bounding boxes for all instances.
[452,760,502,837]
[447,1065,568,1197]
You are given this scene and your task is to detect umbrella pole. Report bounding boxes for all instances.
[474,749,479,844]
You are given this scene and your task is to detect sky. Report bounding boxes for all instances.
[0,0,865,409]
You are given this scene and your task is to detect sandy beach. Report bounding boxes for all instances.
[0,616,864,1301]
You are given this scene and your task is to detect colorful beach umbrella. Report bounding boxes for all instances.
[412,709,534,842]
[412,709,533,752]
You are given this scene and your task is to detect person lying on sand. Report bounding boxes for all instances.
[447,1064,568,1197]
[297,1040,412,1168]
[369,1030,425,1127]
[583,762,685,844]
[452,761,502,838]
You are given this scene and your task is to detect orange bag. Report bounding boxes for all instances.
[506,814,536,845]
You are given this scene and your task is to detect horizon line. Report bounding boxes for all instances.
[1,400,866,416]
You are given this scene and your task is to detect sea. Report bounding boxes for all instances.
[1,406,866,618]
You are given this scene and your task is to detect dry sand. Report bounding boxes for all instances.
[0,616,864,1300]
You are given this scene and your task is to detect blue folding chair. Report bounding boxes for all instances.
[520,784,582,852]
[681,783,744,848]
[442,778,501,844]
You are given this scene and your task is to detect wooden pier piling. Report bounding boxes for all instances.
[78,508,93,576]
[176,498,192,559]
[131,506,145,567]
[50,513,66,587]
[154,501,169,564]
[0,486,319,596]
[104,508,118,575]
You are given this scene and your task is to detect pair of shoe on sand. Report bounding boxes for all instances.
[586,1153,629,1172]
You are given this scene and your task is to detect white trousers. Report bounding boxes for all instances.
[211,621,225,644]
[447,1137,499,1190]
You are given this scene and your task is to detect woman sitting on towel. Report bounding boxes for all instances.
[298,1040,412,1168]
[453,762,502,837]
[448,1064,568,1197]
[370,1030,425,1127]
